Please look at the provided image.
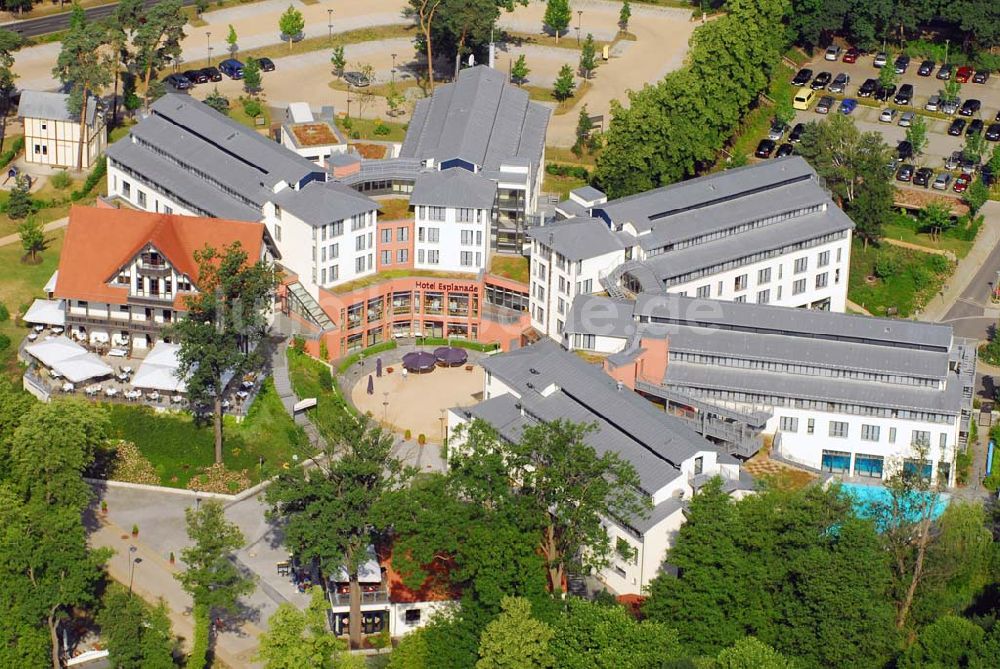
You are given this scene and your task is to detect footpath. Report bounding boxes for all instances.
[0,215,68,247]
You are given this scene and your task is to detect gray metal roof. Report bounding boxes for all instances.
[631,497,685,534]
[526,217,625,262]
[271,181,377,227]
[19,90,97,125]
[555,199,587,218]
[399,66,550,175]
[409,168,498,209]
[571,185,606,202]
[565,294,636,339]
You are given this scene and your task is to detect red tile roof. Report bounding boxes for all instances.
[55,206,266,308]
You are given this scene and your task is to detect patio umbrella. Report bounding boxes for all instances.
[376,357,382,378]
[367,374,374,395]
[434,346,468,367]
[402,351,436,373]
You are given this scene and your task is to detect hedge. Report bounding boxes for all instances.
[336,340,398,373]
[546,162,590,180]
[71,156,107,201]
[0,136,24,169]
[415,336,499,352]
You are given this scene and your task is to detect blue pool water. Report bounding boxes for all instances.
[840,482,950,524]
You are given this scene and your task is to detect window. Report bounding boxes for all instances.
[696,285,711,298]
[329,243,339,259]
[734,295,746,303]
[911,430,930,447]
[557,297,566,315]
[418,227,425,242]
[397,227,408,242]
[861,424,880,441]
[821,450,851,473]
[164,205,173,215]
[889,427,897,443]
[321,268,327,283]
[427,250,440,265]
[757,289,770,304]
[381,228,392,244]
[427,228,440,243]
[457,208,474,223]
[41,123,46,130]
[815,272,828,289]
[123,181,131,198]
[137,191,147,209]
[355,257,366,273]
[356,236,366,251]
[329,265,339,281]
[274,205,282,220]
[779,416,799,432]
[818,250,830,267]
[836,247,842,262]
[461,230,475,245]
[427,206,445,221]
[854,454,884,478]
[835,268,841,284]
[418,249,425,263]
[381,250,391,265]
[734,274,748,291]
[794,257,808,273]
[807,418,815,435]
[694,456,704,476]
[331,221,343,237]
[404,609,421,625]
[939,433,947,449]
[460,251,474,266]
[758,267,771,284]
[792,278,806,295]
[396,249,408,263]
[576,279,592,294]
[558,276,568,294]
[574,333,596,349]
[274,224,282,242]
[829,421,848,438]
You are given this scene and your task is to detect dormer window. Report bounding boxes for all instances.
[117,272,130,284]
[141,251,164,267]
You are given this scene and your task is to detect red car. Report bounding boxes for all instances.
[843,47,860,63]
[953,173,972,193]
[955,66,974,83]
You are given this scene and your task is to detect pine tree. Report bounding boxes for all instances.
[553,63,576,102]
[511,53,529,86]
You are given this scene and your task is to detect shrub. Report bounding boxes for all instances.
[350,130,361,140]
[50,171,72,190]
[0,136,24,169]
[927,254,951,274]
[131,523,139,535]
[291,336,306,353]
[189,604,210,669]
[241,97,262,118]
[874,251,900,279]
[546,162,590,180]
[341,116,353,130]
[956,448,973,486]
[319,339,328,361]
[417,434,426,446]
[373,121,391,136]
[369,629,391,649]
[71,156,107,201]
[318,367,333,391]
[0,302,8,322]
[404,429,412,440]
[0,333,9,352]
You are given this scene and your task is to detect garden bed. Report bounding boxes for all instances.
[848,239,953,317]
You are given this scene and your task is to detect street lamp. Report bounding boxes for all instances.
[195,497,201,512]
[128,546,143,597]
[945,38,950,65]
[382,391,389,424]
[391,53,397,84]
[576,11,583,45]
[328,8,333,42]
[206,32,212,66]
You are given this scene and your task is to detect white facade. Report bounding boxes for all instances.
[528,239,620,339]
[22,110,105,170]
[107,164,189,217]
[279,122,349,168]
[413,204,492,273]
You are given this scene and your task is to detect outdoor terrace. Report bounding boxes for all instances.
[328,269,478,295]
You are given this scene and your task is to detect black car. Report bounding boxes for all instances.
[183,69,208,84]
[810,71,832,90]
[776,143,794,158]
[936,63,953,79]
[164,73,190,90]
[972,70,990,84]
[755,139,776,158]
[917,60,935,76]
[792,68,813,86]
[788,122,805,143]
[913,167,933,187]
[893,84,914,105]
[948,118,967,135]
[200,66,222,82]
[893,55,910,74]
[874,84,897,102]
[967,119,984,136]
[896,140,913,160]
[959,99,982,116]
[258,57,275,72]
[896,164,914,182]
[858,78,877,97]
[996,110,1000,122]
[986,123,1000,142]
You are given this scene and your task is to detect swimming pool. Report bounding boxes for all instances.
[840,482,949,524]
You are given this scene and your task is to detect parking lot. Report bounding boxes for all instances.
[779,49,999,194]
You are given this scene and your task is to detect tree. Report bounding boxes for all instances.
[175,500,252,666]
[716,637,796,669]
[129,0,186,110]
[553,63,576,102]
[878,62,898,89]
[964,177,990,216]
[204,88,230,114]
[899,615,985,668]
[511,54,529,85]
[943,78,961,103]
[18,218,45,262]
[579,33,597,79]
[172,242,278,463]
[330,45,346,77]
[257,586,355,669]
[243,57,262,95]
[8,175,32,220]
[906,114,928,156]
[104,0,144,131]
[476,597,554,669]
[0,28,22,148]
[385,81,405,117]
[619,0,631,32]
[279,4,305,52]
[544,0,572,43]
[919,201,953,238]
[226,24,238,57]
[437,0,500,76]
[267,415,412,649]
[411,0,444,89]
[549,598,680,668]
[573,104,594,156]
[53,4,114,169]
[97,587,175,669]
[355,62,377,117]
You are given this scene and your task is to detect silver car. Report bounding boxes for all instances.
[925,95,940,112]
[941,98,961,115]
[879,108,897,123]
[932,172,952,190]
[874,51,888,68]
[828,72,850,93]
[898,111,915,127]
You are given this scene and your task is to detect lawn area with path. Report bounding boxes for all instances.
[848,238,953,317]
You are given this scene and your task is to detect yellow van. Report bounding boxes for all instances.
[793,87,816,110]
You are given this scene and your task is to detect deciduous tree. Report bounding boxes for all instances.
[97,587,176,669]
[716,637,796,669]
[243,56,262,95]
[279,5,305,52]
[226,24,238,57]
[579,33,597,79]
[511,54,529,85]
[476,597,553,669]
[18,217,45,262]
[552,63,575,102]
[618,0,631,32]
[906,114,928,156]
[543,0,572,43]
[257,586,357,669]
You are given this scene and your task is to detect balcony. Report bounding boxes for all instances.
[328,588,390,607]
[137,263,172,278]
[128,293,174,308]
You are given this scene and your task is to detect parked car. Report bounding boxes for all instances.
[967,119,984,136]
[755,138,776,158]
[961,156,979,174]
[200,66,222,82]
[972,70,990,84]
[776,143,794,157]
[815,96,834,114]
[879,108,898,123]
[959,99,981,116]
[873,51,888,68]
[955,66,973,83]
[899,111,915,127]
[896,140,913,160]
[996,110,1000,122]
[875,84,897,102]
[941,98,961,115]
[893,84,914,105]
[825,45,841,61]
[858,78,877,97]
[793,87,816,110]
[843,47,860,63]
[886,157,900,175]
[789,122,805,142]
[932,172,952,190]
[791,68,813,86]
[219,58,244,79]
[917,60,935,76]
[828,72,850,93]
[914,167,933,187]
[767,120,786,140]
[257,57,275,72]
[164,73,190,90]
[343,71,370,87]
[183,69,208,84]
[839,98,858,114]
[948,118,967,135]
[945,151,962,170]
[986,123,1000,142]
[894,55,910,74]
[895,164,914,182]
[811,71,832,90]
[936,63,953,80]
[953,173,971,193]
[925,95,941,112]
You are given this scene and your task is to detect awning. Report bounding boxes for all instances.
[43,270,58,295]
[331,545,382,584]
[131,342,187,392]
[25,336,113,383]
[23,298,65,326]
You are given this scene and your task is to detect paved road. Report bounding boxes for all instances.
[937,201,1000,340]
[1,0,196,38]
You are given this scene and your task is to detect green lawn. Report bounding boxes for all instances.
[287,348,352,438]
[489,255,530,283]
[229,102,272,131]
[106,378,306,491]
[882,222,975,259]
[848,239,953,317]
[542,172,588,199]
[336,116,408,142]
